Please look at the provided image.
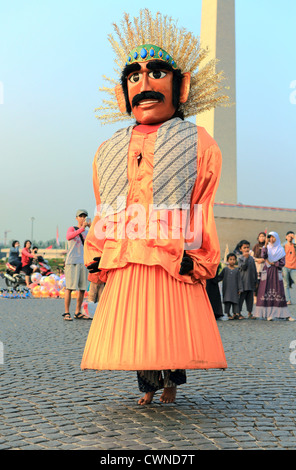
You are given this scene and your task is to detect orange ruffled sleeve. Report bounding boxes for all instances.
[83,145,105,268]
[186,127,222,282]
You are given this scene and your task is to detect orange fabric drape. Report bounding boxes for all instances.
[84,126,222,285]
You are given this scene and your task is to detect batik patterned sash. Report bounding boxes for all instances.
[152,118,197,208]
[96,117,198,216]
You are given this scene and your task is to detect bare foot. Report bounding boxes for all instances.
[160,387,176,404]
[138,391,155,405]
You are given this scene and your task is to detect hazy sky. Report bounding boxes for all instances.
[1,0,296,245]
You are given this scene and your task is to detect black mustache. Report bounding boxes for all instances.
[132,91,165,107]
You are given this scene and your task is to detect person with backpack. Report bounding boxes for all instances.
[63,209,91,321]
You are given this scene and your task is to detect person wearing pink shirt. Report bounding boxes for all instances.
[63,209,91,321]
[21,240,38,286]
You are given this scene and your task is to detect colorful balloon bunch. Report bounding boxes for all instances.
[29,273,89,299]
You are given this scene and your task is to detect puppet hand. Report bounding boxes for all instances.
[87,257,101,273]
[179,252,194,275]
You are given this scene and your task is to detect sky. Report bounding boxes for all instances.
[0,0,296,245]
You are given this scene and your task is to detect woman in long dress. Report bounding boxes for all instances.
[252,232,266,303]
[253,232,294,321]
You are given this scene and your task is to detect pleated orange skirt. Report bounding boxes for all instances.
[81,264,227,371]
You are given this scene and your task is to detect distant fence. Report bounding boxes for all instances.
[0,248,67,260]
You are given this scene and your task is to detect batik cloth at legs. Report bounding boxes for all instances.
[137,370,186,392]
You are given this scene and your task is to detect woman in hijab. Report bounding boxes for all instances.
[253,232,294,320]
[252,232,266,303]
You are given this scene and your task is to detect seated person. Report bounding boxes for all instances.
[8,240,22,274]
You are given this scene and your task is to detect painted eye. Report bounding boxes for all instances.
[129,73,142,83]
[148,70,167,79]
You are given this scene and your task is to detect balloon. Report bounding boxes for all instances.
[40,286,49,297]
[59,288,65,298]
[32,285,41,297]
[29,282,38,289]
[39,276,47,285]
[58,278,66,288]
[31,272,42,284]
[47,277,57,288]
[49,287,59,298]
[49,274,59,280]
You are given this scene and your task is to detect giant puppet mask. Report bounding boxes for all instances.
[95,10,229,126]
[116,49,191,124]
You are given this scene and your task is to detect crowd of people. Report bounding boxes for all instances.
[206,230,296,322]
[5,210,105,316]
[7,224,296,325]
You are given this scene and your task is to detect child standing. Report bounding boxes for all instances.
[238,240,257,319]
[218,253,243,319]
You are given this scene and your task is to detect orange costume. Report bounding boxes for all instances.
[81,10,228,398]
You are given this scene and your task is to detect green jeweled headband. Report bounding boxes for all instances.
[126,44,178,69]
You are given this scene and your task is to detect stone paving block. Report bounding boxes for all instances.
[1,285,296,450]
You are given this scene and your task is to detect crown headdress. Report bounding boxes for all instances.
[96,9,229,124]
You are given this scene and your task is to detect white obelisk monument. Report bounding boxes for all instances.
[196,0,237,203]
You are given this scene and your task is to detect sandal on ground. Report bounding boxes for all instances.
[235,314,244,320]
[74,312,92,320]
[62,313,73,321]
[228,315,235,320]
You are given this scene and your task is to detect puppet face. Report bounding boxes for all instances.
[126,61,176,124]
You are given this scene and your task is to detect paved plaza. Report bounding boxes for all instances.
[1,277,296,452]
